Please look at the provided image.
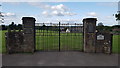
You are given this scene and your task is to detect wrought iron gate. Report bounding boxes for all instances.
[35,22,83,51]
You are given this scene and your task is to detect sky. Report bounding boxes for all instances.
[0,2,119,26]
[0,0,119,2]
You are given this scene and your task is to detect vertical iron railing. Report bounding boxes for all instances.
[35,22,83,51]
[59,22,61,51]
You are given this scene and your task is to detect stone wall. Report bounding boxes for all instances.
[5,17,36,54]
[5,17,112,54]
[96,31,112,54]
[22,17,36,53]
[5,30,24,53]
[83,18,97,53]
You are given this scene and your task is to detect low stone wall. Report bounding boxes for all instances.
[5,29,35,53]
[5,17,36,54]
[96,31,112,54]
[5,30,24,53]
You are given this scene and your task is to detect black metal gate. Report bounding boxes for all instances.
[35,22,83,51]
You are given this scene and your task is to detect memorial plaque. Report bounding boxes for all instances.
[97,35,104,40]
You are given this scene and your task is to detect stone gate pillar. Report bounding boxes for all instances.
[83,18,97,53]
[22,17,36,53]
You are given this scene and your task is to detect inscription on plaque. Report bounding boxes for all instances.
[97,35,104,40]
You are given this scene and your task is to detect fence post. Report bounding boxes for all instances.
[83,18,97,53]
[22,17,36,53]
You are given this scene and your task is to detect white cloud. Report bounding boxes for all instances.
[97,15,117,26]
[64,12,77,16]
[42,11,52,17]
[42,11,48,15]
[2,12,16,16]
[28,2,51,9]
[51,11,64,16]
[106,16,113,19]
[51,4,67,11]
[3,16,21,25]
[42,10,76,17]
[82,12,98,19]
[52,10,59,15]
[55,19,81,22]
[28,3,77,17]
[87,12,97,17]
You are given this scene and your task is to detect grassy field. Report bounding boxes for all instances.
[0,30,119,53]
[1,30,7,53]
[112,35,119,53]
[36,30,83,51]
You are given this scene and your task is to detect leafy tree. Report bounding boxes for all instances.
[9,22,15,30]
[17,24,23,30]
[42,23,46,27]
[1,22,23,30]
[1,25,7,30]
[97,22,104,31]
[115,13,120,20]
[98,22,104,26]
[112,25,120,28]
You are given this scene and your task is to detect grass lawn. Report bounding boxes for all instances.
[0,30,119,53]
[112,35,119,53]
[0,30,7,53]
[36,30,83,51]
